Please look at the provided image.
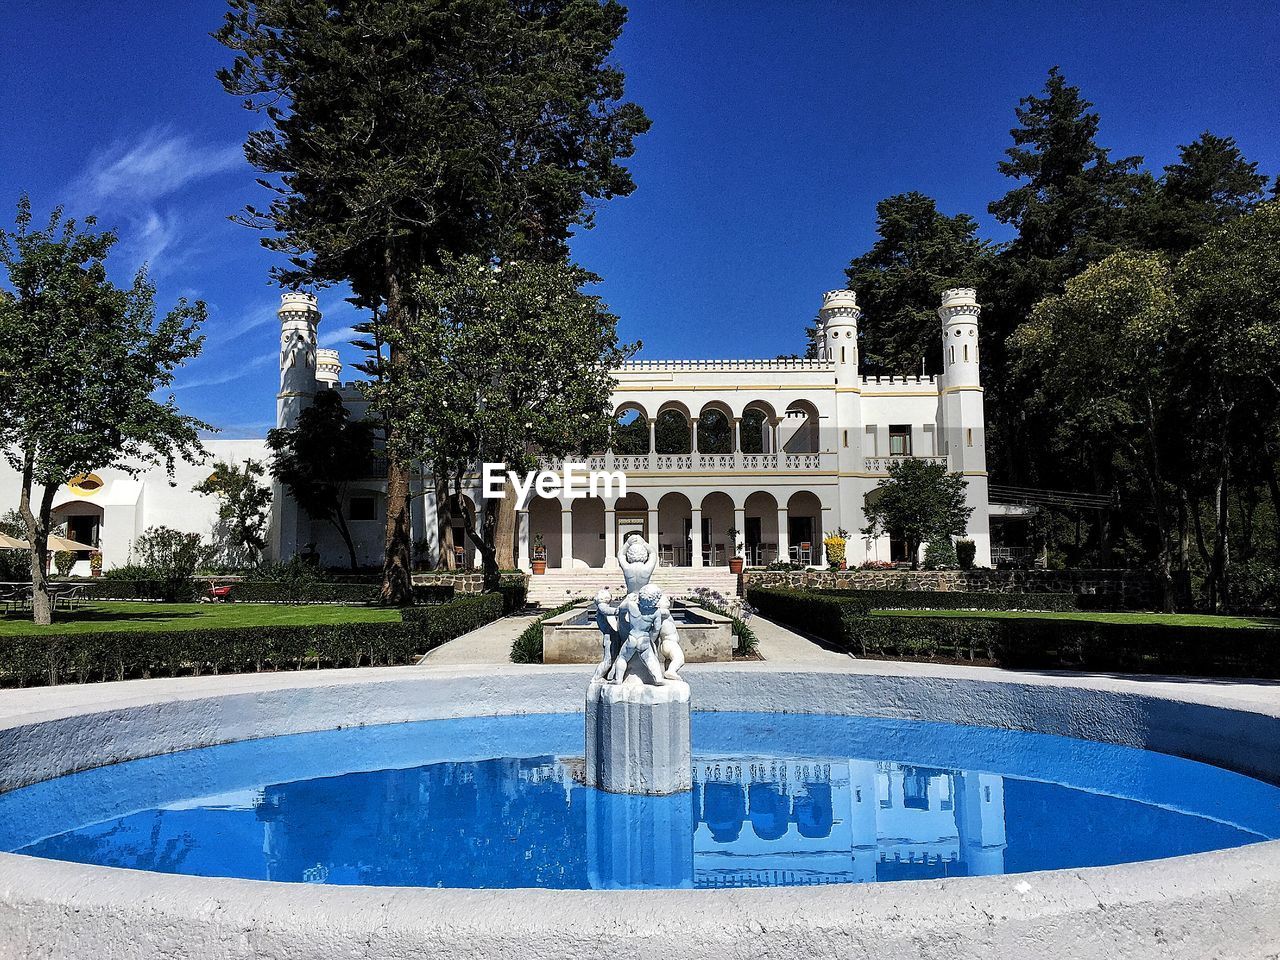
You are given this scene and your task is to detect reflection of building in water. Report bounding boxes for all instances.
[692,758,1006,887]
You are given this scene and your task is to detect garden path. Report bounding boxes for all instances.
[417,612,847,667]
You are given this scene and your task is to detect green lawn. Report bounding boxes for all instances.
[0,601,402,636]
[872,609,1280,630]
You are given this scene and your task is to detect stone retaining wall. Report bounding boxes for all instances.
[410,572,491,594]
[743,568,1160,609]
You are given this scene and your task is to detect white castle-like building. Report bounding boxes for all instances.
[0,287,1001,577]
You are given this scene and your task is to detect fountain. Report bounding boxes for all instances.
[584,533,692,795]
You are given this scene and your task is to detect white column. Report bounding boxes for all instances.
[732,418,742,453]
[820,505,834,567]
[770,419,780,456]
[604,505,617,569]
[648,418,656,456]
[691,417,700,455]
[777,507,790,562]
[733,506,746,559]
[517,509,530,571]
[690,507,704,568]
[647,507,660,556]
[560,508,574,570]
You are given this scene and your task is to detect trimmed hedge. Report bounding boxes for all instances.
[746,588,869,647]
[0,592,506,688]
[815,588,1121,613]
[77,579,459,605]
[749,586,1280,678]
[511,598,584,664]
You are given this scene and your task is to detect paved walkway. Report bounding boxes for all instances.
[417,612,846,668]
[417,613,539,666]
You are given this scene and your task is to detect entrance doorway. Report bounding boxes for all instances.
[616,511,647,550]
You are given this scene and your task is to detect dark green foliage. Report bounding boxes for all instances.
[510,598,584,664]
[80,579,197,602]
[496,576,529,614]
[956,540,977,570]
[0,198,208,624]
[750,586,1280,677]
[835,192,988,374]
[0,592,505,687]
[133,526,212,602]
[812,588,1117,612]
[862,459,973,569]
[193,459,273,567]
[745,588,870,648]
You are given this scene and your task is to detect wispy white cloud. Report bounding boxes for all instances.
[174,351,276,391]
[73,126,244,208]
[319,326,358,348]
[68,125,246,277]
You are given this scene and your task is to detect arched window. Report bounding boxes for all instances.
[611,407,648,454]
[654,410,691,454]
[697,409,732,454]
[740,408,768,454]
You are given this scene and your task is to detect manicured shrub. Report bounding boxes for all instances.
[497,575,529,614]
[510,598,584,664]
[746,588,869,648]
[0,592,507,688]
[923,540,957,570]
[956,540,977,570]
[815,588,1116,613]
[80,579,187,602]
[751,585,1280,678]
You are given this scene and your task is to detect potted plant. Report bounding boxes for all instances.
[726,527,745,575]
[531,534,547,575]
[89,550,103,578]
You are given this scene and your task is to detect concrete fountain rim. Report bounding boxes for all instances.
[1,661,1279,959]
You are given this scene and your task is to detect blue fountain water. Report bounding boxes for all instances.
[1,712,1278,889]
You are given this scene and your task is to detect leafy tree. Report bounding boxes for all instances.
[216,0,649,602]
[862,458,973,570]
[0,198,208,624]
[373,254,630,588]
[923,539,958,570]
[133,525,212,602]
[266,389,375,570]
[1137,132,1270,255]
[193,458,273,567]
[1010,251,1178,592]
[1171,201,1280,610]
[838,192,988,374]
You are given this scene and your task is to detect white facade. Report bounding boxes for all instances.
[0,287,992,573]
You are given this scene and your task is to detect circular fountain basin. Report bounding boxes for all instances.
[2,663,1280,959]
[2,711,1278,890]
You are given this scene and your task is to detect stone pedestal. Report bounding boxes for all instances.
[585,677,692,795]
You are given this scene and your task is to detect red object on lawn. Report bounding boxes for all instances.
[206,581,234,602]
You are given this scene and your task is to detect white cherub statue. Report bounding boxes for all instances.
[592,588,623,680]
[618,531,658,594]
[607,584,680,685]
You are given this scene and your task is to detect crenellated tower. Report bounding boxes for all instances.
[822,289,866,566]
[938,288,991,565]
[316,348,343,389]
[277,292,321,429]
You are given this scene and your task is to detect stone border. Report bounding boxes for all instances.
[1,662,1279,959]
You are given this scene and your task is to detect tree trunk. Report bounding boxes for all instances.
[331,514,359,570]
[379,252,414,605]
[491,475,517,570]
[18,452,55,626]
[437,479,456,570]
[457,480,501,591]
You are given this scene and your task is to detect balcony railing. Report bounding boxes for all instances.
[863,455,949,473]
[553,451,836,474]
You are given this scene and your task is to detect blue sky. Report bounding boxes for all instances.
[2,1,1277,437]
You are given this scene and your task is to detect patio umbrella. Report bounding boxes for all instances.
[0,532,30,550]
[46,534,95,552]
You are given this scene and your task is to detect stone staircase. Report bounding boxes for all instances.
[525,565,740,608]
